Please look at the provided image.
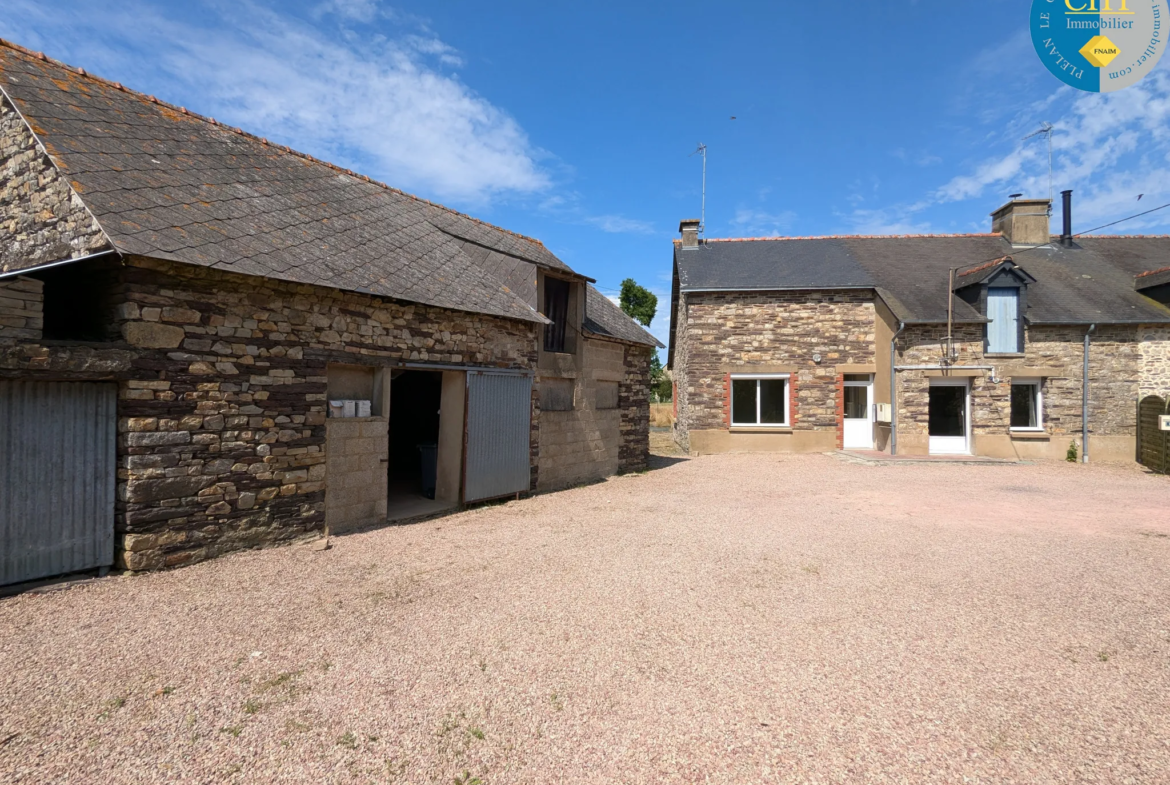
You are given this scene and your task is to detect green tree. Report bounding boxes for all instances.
[650,350,672,402]
[619,279,657,327]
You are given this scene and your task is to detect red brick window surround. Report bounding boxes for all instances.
[722,373,731,427]
[835,375,845,449]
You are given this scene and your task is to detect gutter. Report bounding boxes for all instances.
[681,285,875,293]
[0,249,119,280]
[1083,323,1095,463]
[890,321,905,455]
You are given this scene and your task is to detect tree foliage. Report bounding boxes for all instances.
[619,278,657,327]
[650,350,672,402]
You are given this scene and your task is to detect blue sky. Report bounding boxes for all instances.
[3,0,1169,348]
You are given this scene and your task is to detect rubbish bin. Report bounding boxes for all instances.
[417,443,438,499]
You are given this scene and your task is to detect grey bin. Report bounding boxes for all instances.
[417,443,438,500]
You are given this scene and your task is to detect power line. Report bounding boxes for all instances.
[1074,200,1170,236]
[940,199,1170,274]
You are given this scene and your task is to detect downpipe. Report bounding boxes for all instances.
[890,322,905,455]
[1083,324,1095,463]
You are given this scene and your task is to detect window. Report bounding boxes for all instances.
[1010,378,1043,430]
[540,377,574,411]
[843,374,871,420]
[36,258,122,341]
[730,375,789,427]
[596,381,619,410]
[543,277,570,353]
[987,287,1021,353]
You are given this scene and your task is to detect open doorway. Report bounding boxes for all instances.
[387,370,444,518]
[928,378,970,455]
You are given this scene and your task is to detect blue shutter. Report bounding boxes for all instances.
[987,288,1019,353]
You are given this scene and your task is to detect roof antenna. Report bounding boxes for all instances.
[690,143,707,234]
[1023,122,1055,211]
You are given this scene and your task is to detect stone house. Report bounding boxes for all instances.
[668,196,1170,461]
[0,40,659,586]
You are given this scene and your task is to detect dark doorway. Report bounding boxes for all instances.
[929,385,966,436]
[388,371,443,508]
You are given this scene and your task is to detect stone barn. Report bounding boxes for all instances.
[0,40,659,586]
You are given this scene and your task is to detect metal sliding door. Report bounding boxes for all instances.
[463,372,532,503]
[0,381,116,585]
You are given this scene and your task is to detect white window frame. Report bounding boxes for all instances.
[1009,377,1044,432]
[730,373,790,428]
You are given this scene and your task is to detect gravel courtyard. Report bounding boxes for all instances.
[2,452,1169,784]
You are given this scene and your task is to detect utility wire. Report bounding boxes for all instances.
[943,200,1170,273]
[1073,200,1170,237]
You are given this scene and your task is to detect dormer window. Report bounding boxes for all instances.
[954,257,1034,356]
[987,287,1021,353]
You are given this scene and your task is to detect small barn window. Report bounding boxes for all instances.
[1010,379,1042,430]
[543,277,571,353]
[540,377,574,411]
[36,259,121,341]
[596,381,619,410]
[730,375,788,427]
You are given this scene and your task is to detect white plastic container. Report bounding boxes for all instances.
[342,400,356,418]
[356,400,371,418]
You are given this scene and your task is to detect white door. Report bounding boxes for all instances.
[843,375,873,450]
[928,378,970,455]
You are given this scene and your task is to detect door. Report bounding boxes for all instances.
[0,381,116,586]
[463,371,533,503]
[928,379,970,455]
[843,374,873,450]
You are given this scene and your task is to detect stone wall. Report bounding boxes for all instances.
[1139,326,1170,398]
[537,337,625,491]
[619,343,652,473]
[1,96,109,273]
[672,290,876,451]
[4,254,538,570]
[325,417,389,533]
[0,275,42,341]
[895,323,1142,459]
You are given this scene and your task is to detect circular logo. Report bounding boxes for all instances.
[1031,0,1166,92]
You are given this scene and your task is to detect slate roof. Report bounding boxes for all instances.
[674,233,1170,326]
[1135,267,1170,291]
[582,285,662,347]
[0,40,595,326]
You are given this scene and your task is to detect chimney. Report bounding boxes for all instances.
[679,219,701,249]
[990,197,1052,246]
[1061,189,1073,246]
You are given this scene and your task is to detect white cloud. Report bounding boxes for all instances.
[729,207,797,237]
[842,61,1170,235]
[0,0,549,205]
[316,0,380,23]
[584,215,656,234]
[933,65,1170,231]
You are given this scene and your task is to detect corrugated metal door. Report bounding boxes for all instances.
[0,381,116,585]
[987,288,1019,353]
[464,372,532,503]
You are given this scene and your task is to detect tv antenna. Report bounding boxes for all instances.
[690,143,707,233]
[1023,122,1055,207]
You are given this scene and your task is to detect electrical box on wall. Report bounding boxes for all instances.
[875,403,892,423]
[1160,414,1170,432]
